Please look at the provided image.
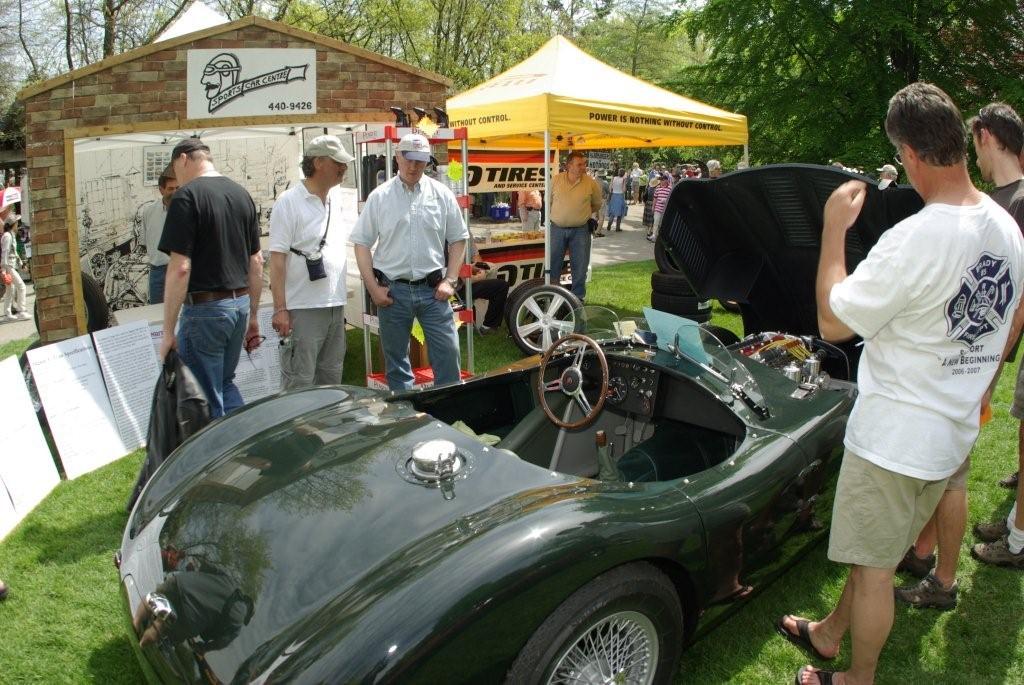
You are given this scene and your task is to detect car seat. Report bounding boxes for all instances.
[616,422,736,482]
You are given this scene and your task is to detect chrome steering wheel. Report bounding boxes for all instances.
[537,333,609,430]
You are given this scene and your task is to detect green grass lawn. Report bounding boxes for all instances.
[1,260,1022,683]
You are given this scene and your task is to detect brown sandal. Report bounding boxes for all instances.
[775,615,836,661]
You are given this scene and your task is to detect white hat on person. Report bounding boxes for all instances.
[397,133,432,162]
[306,135,355,163]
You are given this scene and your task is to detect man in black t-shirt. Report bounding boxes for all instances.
[158,138,263,417]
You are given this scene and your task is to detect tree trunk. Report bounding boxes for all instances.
[103,0,117,57]
[63,0,74,70]
[19,0,41,77]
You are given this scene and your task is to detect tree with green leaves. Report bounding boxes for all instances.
[669,0,1024,169]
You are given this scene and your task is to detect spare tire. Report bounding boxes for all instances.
[651,271,696,296]
[508,283,581,356]
[653,237,685,275]
[34,271,111,335]
[504,277,547,332]
[650,291,705,314]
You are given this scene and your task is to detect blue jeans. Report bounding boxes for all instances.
[548,225,591,301]
[149,264,167,304]
[177,295,249,418]
[377,282,461,391]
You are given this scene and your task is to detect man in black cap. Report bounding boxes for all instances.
[158,138,263,418]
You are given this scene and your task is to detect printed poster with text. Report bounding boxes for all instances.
[27,335,127,479]
[0,356,60,540]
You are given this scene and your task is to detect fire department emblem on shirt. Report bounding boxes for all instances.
[946,252,1015,345]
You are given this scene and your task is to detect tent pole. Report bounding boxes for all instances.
[742,143,749,168]
[543,129,551,285]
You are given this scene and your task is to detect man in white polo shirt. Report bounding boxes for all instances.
[269,135,354,390]
[779,82,1024,685]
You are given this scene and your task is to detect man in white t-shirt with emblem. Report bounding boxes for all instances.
[269,135,354,390]
[779,82,1024,685]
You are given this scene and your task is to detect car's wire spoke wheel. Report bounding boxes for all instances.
[547,610,658,685]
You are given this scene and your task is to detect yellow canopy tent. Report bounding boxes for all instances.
[446,35,748,289]
[446,35,748,150]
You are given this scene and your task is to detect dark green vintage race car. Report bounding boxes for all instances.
[117,165,923,684]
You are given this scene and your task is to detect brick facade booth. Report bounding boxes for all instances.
[18,15,450,343]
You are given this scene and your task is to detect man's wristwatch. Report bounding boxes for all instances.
[444,276,459,288]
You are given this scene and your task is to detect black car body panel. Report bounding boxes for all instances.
[659,164,923,337]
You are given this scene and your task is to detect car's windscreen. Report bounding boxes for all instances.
[568,304,761,397]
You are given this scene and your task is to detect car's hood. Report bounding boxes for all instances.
[659,163,924,335]
[120,387,579,683]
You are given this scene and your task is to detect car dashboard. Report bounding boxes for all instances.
[581,353,661,416]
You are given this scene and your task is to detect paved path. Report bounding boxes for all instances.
[0,204,655,347]
[588,202,655,267]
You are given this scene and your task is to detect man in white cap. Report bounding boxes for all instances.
[351,132,469,390]
[269,135,355,390]
[877,163,899,189]
[0,202,28,320]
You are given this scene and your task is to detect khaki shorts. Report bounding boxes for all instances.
[828,450,948,568]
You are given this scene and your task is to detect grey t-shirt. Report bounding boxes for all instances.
[991,179,1024,232]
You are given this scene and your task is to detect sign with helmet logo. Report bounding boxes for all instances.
[187,49,316,120]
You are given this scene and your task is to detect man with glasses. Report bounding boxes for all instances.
[269,135,354,390]
[780,83,1024,685]
[352,133,468,391]
[158,138,263,418]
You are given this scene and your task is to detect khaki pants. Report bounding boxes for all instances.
[280,305,347,390]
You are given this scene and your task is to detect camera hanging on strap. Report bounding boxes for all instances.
[291,199,331,281]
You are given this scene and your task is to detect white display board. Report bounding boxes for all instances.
[0,357,61,540]
[93,321,162,451]
[187,49,316,119]
[147,304,283,404]
[27,335,127,479]
[235,306,284,403]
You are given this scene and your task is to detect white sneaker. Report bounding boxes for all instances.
[15,312,30,320]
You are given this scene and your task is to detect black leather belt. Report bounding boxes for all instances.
[392,277,428,286]
[185,288,247,304]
